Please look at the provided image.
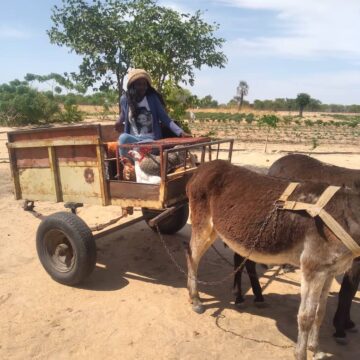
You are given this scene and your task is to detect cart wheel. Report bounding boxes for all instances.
[142,204,189,234]
[36,212,96,285]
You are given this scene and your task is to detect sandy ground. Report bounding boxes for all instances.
[0,126,360,360]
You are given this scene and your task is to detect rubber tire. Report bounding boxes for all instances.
[142,204,189,235]
[36,211,96,285]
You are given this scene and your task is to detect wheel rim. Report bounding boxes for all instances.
[43,229,76,273]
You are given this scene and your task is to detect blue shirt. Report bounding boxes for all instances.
[119,92,183,140]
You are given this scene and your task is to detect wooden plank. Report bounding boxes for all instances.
[99,124,120,142]
[7,139,99,149]
[166,167,197,180]
[16,147,49,168]
[93,216,145,240]
[56,145,98,165]
[110,198,162,209]
[7,147,22,199]
[320,210,360,256]
[7,124,100,142]
[164,173,193,206]
[109,181,160,201]
[96,141,110,206]
[48,146,62,202]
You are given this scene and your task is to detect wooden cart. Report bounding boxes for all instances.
[7,124,233,285]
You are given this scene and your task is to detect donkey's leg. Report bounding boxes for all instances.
[186,222,217,314]
[333,260,360,341]
[295,271,328,360]
[233,253,246,307]
[308,275,333,357]
[245,260,265,305]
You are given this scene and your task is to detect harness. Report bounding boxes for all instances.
[278,182,360,257]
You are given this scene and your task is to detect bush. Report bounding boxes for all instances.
[0,80,60,125]
[245,113,255,124]
[0,80,86,126]
[55,104,83,123]
[258,114,279,128]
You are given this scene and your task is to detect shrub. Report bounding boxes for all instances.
[0,80,60,125]
[55,103,83,123]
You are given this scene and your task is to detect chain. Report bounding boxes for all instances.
[155,201,280,286]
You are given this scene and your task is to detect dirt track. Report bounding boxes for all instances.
[1,127,360,360]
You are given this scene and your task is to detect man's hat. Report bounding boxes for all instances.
[127,68,152,88]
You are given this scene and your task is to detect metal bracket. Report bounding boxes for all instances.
[64,202,83,214]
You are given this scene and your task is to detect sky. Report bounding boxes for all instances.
[1,0,360,105]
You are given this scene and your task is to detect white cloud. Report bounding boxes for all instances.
[216,0,360,59]
[159,1,193,14]
[0,26,31,39]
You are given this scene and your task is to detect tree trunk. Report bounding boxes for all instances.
[299,106,304,117]
[264,129,269,153]
[116,71,124,115]
[238,93,244,110]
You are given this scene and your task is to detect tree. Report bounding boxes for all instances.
[234,81,249,110]
[258,114,279,153]
[25,72,86,94]
[48,0,227,112]
[0,80,60,125]
[296,93,311,117]
[198,95,218,108]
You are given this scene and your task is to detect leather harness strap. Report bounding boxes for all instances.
[278,182,360,257]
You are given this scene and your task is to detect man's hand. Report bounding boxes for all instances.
[180,131,192,138]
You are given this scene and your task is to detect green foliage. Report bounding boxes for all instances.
[25,72,86,93]
[245,113,255,124]
[55,104,83,123]
[197,95,219,108]
[258,114,279,128]
[296,93,311,117]
[311,137,319,150]
[0,80,60,125]
[0,80,85,126]
[234,81,249,109]
[162,81,195,133]
[48,0,227,104]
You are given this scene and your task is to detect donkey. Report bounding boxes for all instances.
[186,159,360,360]
[269,153,360,342]
[233,154,360,341]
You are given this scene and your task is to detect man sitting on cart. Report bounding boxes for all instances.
[115,68,191,158]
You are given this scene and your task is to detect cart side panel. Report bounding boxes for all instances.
[14,147,55,201]
[58,166,102,205]
[15,147,49,168]
[18,168,56,201]
[164,173,194,207]
[55,145,103,205]
[7,125,100,143]
[109,181,162,208]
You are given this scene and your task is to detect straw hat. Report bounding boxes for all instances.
[127,68,152,88]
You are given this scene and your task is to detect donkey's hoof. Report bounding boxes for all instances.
[192,304,205,314]
[234,301,246,310]
[334,336,348,345]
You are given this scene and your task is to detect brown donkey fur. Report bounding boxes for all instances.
[186,160,360,360]
[268,153,360,342]
[268,154,360,191]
